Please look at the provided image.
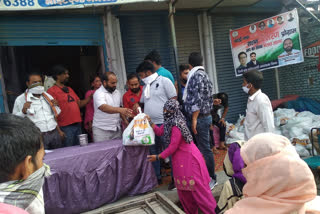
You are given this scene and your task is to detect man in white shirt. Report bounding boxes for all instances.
[93,72,133,142]
[134,60,177,188]
[242,70,274,140]
[13,72,64,149]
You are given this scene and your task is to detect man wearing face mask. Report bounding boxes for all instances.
[134,60,177,187]
[13,72,64,149]
[93,72,133,142]
[242,70,274,140]
[122,73,143,121]
[47,65,92,147]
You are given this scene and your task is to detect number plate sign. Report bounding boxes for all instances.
[0,0,163,10]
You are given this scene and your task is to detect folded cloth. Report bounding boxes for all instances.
[142,73,158,99]
[0,164,50,214]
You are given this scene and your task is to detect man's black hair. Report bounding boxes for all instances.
[101,71,116,83]
[238,52,247,60]
[89,74,101,85]
[179,64,189,73]
[0,114,42,183]
[243,70,263,89]
[127,73,139,81]
[250,52,256,57]
[216,92,229,107]
[144,50,161,65]
[283,38,293,45]
[50,65,68,81]
[26,71,43,82]
[188,52,203,67]
[136,61,155,74]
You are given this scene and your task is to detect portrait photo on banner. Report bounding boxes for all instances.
[229,8,304,77]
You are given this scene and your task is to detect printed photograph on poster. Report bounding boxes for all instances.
[229,9,304,77]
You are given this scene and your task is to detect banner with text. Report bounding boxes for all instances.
[230,9,304,77]
[0,0,163,11]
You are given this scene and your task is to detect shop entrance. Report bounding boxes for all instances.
[0,45,103,112]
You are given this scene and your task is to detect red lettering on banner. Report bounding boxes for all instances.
[263,32,280,42]
[273,40,282,45]
[264,42,272,47]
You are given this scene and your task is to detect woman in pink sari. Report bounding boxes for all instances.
[84,75,101,138]
[147,99,216,214]
[226,133,320,214]
[0,203,28,214]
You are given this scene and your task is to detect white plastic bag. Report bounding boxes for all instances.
[273,108,296,118]
[294,144,310,158]
[229,129,245,140]
[122,108,155,146]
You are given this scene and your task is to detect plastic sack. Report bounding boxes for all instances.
[123,108,155,146]
[229,129,245,140]
[294,144,310,158]
[296,111,315,119]
[235,114,245,128]
[273,108,297,119]
[274,128,282,135]
[274,108,297,127]
[283,116,313,135]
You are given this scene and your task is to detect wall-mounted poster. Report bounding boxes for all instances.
[230,8,304,77]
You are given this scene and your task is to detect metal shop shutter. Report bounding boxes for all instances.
[0,82,4,113]
[0,15,104,46]
[175,15,201,65]
[211,14,278,123]
[119,15,176,78]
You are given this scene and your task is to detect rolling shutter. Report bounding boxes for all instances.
[119,15,176,77]
[175,14,201,65]
[0,15,104,46]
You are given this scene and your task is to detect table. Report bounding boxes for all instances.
[43,140,157,214]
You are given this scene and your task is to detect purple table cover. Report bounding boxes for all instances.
[43,140,157,214]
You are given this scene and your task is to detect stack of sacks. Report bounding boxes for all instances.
[273,108,319,158]
[226,115,245,145]
[225,109,319,158]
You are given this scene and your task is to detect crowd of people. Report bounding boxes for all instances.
[0,50,319,214]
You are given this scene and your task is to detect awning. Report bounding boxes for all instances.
[0,0,166,11]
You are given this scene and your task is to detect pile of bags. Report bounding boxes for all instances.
[226,108,320,158]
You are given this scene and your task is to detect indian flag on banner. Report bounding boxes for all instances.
[230,8,304,77]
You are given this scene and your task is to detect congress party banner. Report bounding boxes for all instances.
[230,9,304,77]
[0,0,163,11]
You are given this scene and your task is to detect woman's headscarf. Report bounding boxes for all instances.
[226,133,320,214]
[163,99,193,146]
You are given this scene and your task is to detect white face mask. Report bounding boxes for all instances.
[242,84,250,94]
[29,86,44,95]
[142,73,158,85]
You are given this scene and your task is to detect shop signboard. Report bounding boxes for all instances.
[0,0,164,11]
